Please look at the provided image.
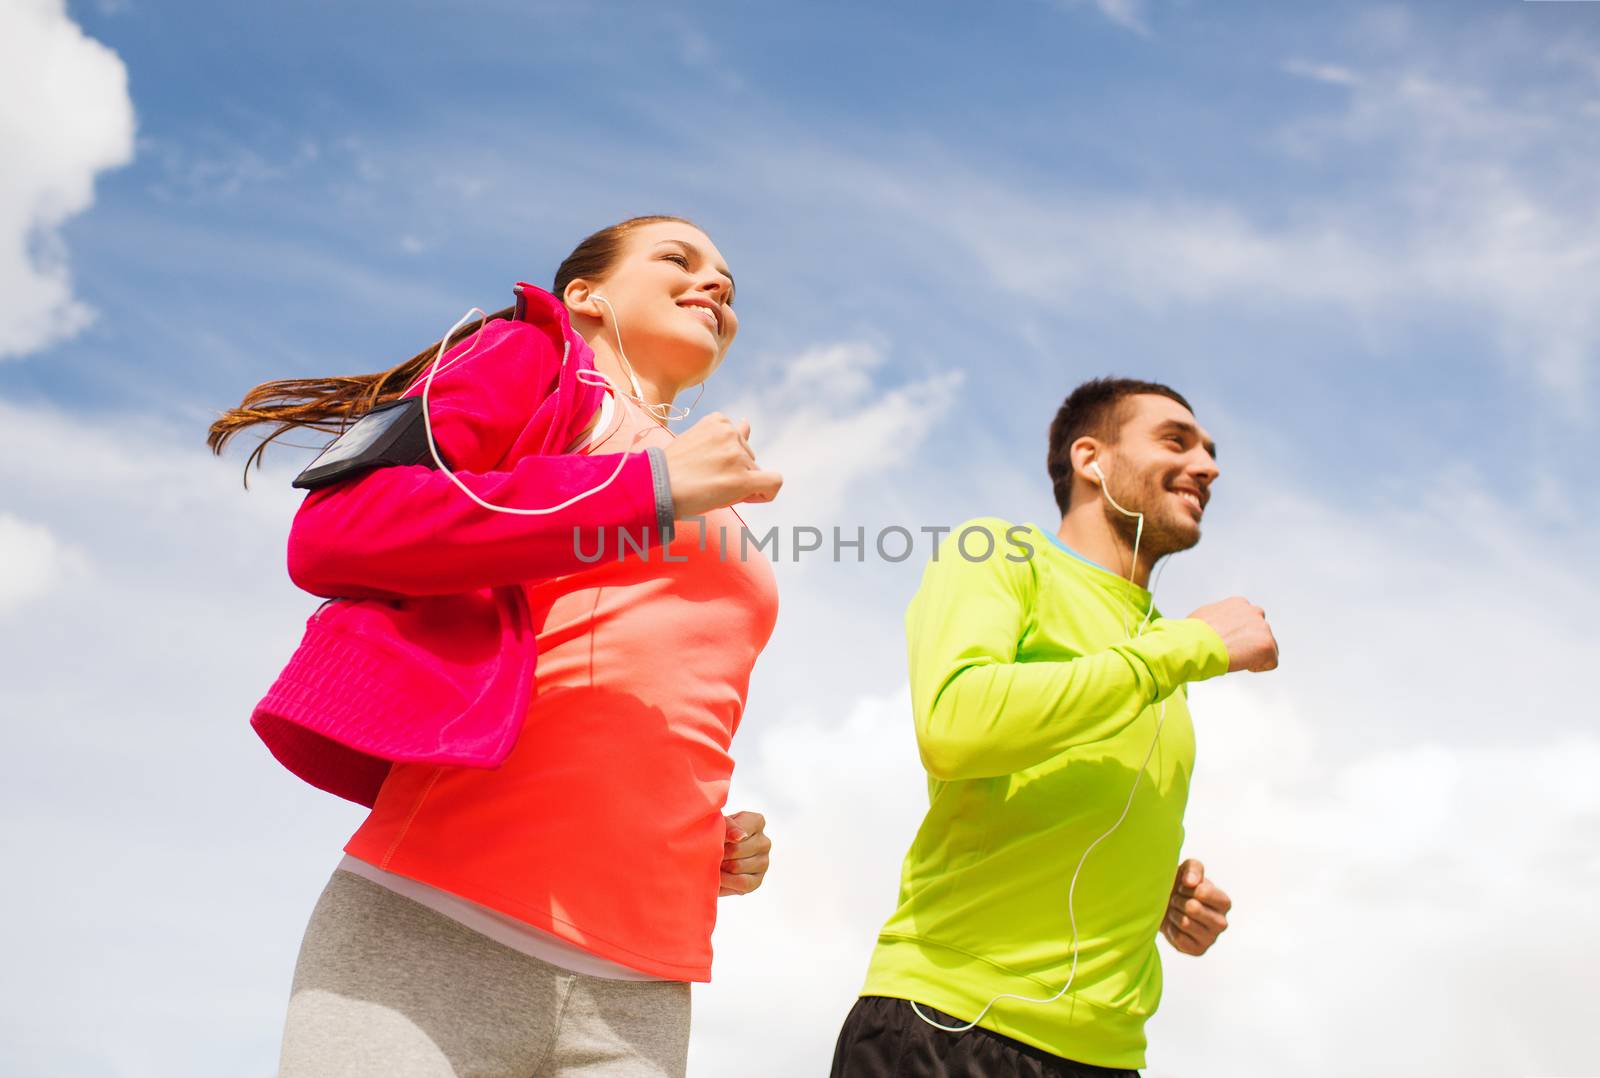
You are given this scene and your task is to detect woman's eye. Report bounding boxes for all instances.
[665,254,689,268]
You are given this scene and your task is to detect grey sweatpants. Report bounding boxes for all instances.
[278,870,691,1078]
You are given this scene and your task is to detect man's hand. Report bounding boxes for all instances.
[719,811,771,897]
[1161,858,1232,956]
[1187,597,1279,673]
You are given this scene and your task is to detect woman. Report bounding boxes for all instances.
[210,216,783,1076]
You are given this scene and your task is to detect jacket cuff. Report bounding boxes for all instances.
[645,446,676,543]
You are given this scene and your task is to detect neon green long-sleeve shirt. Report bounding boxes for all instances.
[860,519,1230,1069]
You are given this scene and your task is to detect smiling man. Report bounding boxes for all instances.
[832,378,1280,1077]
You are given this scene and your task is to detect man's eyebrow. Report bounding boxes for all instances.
[655,239,735,295]
[1157,419,1218,459]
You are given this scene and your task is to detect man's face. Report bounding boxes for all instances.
[1099,395,1219,558]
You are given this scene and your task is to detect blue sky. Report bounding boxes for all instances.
[4,1,1600,1075]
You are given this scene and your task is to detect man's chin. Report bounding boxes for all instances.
[1149,517,1202,557]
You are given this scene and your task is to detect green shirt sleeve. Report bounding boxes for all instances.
[907,520,1230,781]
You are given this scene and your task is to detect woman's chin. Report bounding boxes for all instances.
[623,327,724,396]
[657,335,724,386]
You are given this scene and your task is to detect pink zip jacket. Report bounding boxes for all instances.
[251,284,669,806]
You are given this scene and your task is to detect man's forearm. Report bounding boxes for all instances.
[914,617,1227,781]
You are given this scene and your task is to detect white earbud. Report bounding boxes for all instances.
[1089,460,1106,483]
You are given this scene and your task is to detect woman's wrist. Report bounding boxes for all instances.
[645,446,676,541]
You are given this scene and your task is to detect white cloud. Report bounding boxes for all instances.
[0,513,86,613]
[724,339,964,530]
[0,0,135,359]
[1152,683,1600,1077]
[692,689,926,1076]
[0,398,358,1074]
[1163,442,1597,756]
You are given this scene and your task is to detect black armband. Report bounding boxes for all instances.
[292,397,436,491]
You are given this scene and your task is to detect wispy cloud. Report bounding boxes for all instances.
[1094,0,1148,35]
[726,51,1600,402]
[1057,0,1151,36]
[142,135,320,203]
[1281,57,1363,87]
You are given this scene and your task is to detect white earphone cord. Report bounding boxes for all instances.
[912,464,1173,1035]
[590,294,707,425]
[418,307,651,516]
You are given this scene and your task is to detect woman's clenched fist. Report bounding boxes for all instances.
[662,412,783,519]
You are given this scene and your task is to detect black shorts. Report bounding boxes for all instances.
[830,996,1141,1078]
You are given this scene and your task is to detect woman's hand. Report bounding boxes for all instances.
[664,413,783,518]
[719,810,771,897]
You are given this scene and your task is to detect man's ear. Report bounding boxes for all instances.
[1071,436,1104,486]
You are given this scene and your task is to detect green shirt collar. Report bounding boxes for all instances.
[1030,523,1154,610]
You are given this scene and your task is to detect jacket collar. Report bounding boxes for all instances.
[513,282,605,456]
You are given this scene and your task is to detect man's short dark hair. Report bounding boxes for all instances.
[1047,377,1194,515]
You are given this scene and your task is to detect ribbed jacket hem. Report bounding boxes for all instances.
[252,611,526,806]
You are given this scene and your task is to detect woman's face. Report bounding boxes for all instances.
[574,221,739,392]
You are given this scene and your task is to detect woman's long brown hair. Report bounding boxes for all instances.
[207,214,694,482]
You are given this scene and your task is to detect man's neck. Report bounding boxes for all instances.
[1056,505,1153,588]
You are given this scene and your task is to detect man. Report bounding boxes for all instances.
[832,378,1279,1077]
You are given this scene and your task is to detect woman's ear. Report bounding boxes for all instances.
[563,279,604,321]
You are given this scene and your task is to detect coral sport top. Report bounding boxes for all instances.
[345,395,779,981]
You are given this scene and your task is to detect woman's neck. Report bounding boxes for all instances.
[583,334,680,420]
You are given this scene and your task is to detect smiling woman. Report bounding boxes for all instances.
[206,217,740,476]
[209,216,784,1078]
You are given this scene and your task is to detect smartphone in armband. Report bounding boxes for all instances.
[292,397,437,491]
